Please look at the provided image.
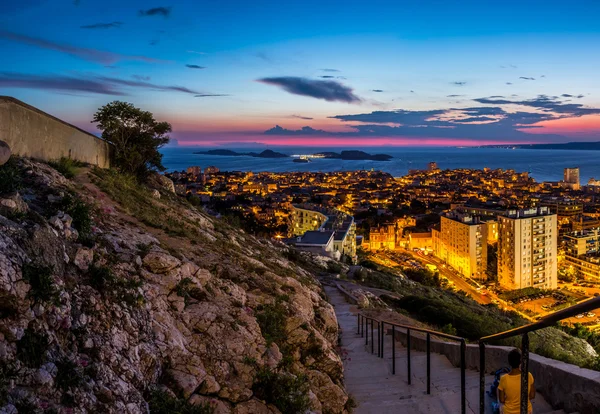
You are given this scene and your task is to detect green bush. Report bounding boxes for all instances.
[147,389,213,414]
[256,301,288,345]
[403,268,441,287]
[22,263,59,304]
[55,358,84,391]
[252,368,311,414]
[17,328,49,368]
[89,265,145,307]
[327,261,343,274]
[0,156,22,195]
[48,157,84,179]
[60,194,92,239]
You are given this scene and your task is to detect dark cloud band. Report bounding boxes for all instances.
[257,76,361,103]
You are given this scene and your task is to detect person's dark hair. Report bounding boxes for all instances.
[508,349,522,369]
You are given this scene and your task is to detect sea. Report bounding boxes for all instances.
[160,146,600,184]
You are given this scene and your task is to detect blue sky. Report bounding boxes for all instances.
[1,0,600,146]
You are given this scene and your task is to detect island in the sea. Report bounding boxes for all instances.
[195,149,393,161]
[480,141,600,151]
[194,149,288,158]
[314,150,393,161]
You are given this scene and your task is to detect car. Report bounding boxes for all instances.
[576,314,584,319]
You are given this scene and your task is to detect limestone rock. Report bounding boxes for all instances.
[232,399,280,414]
[0,140,10,166]
[0,193,28,217]
[307,370,348,414]
[142,251,181,274]
[73,247,94,271]
[152,189,161,199]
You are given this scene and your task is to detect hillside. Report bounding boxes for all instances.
[0,158,349,413]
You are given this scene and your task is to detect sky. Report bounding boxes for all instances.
[2,0,600,147]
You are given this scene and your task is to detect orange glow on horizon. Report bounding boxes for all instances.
[524,114,600,136]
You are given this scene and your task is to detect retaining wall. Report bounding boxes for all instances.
[0,96,111,168]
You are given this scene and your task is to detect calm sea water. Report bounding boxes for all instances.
[160,146,600,184]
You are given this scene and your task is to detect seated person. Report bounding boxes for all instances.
[498,349,535,414]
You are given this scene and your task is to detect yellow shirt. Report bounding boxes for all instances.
[498,372,534,414]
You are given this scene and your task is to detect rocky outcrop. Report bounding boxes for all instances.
[0,158,349,413]
[0,140,10,166]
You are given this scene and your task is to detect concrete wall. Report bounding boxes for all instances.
[0,96,111,168]
[389,329,600,414]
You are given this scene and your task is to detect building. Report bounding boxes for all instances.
[563,229,600,279]
[187,166,202,177]
[564,167,580,190]
[205,166,220,175]
[428,162,439,171]
[409,232,433,251]
[294,231,336,256]
[497,207,557,290]
[289,205,357,262]
[432,212,488,280]
[369,224,396,250]
[290,206,329,236]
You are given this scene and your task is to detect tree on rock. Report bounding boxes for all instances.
[93,101,171,180]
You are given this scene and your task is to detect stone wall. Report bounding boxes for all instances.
[389,328,600,414]
[0,96,111,168]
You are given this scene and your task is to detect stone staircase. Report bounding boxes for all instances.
[325,286,569,414]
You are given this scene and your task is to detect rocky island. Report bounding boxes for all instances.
[195,149,288,158]
[314,150,393,161]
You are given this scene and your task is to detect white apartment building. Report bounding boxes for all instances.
[498,207,557,290]
[433,212,488,280]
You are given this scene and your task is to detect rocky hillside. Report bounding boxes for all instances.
[0,158,350,414]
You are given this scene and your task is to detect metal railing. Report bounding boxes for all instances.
[479,295,600,414]
[357,313,468,414]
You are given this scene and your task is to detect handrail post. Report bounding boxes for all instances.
[407,328,411,385]
[357,314,360,335]
[520,333,530,414]
[366,318,369,345]
[371,320,374,354]
[461,339,466,414]
[426,333,431,394]
[392,325,396,375]
[361,314,364,337]
[381,322,384,359]
[377,321,381,357]
[479,341,486,414]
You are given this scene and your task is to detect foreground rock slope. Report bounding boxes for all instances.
[0,158,349,413]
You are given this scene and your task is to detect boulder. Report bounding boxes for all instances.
[142,251,181,274]
[307,370,347,414]
[0,193,28,217]
[0,140,10,166]
[159,175,176,193]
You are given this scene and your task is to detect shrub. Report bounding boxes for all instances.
[147,389,213,414]
[17,328,49,368]
[89,265,144,307]
[48,157,84,179]
[252,368,311,414]
[55,358,84,391]
[0,156,22,195]
[327,261,343,274]
[22,263,58,304]
[403,268,441,287]
[256,301,288,345]
[60,194,92,238]
[174,278,205,306]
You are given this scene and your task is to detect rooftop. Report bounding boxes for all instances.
[296,230,335,245]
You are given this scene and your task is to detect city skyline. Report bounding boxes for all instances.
[2,0,600,147]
